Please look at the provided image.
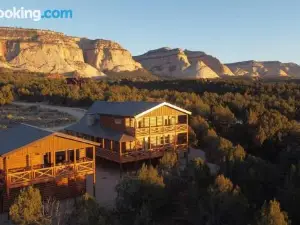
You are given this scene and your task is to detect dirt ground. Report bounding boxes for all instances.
[0,104,76,130]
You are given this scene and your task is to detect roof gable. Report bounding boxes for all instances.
[0,124,98,156]
[87,101,191,117]
[0,124,52,156]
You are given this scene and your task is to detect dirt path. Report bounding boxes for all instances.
[12,101,86,120]
[11,101,86,130]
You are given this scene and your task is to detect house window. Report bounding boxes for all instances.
[164,116,169,126]
[165,135,170,144]
[150,137,156,147]
[157,116,163,126]
[115,119,122,124]
[144,117,150,127]
[150,117,157,127]
[170,116,176,125]
[130,118,135,127]
[138,120,143,128]
[125,118,135,127]
[160,136,164,145]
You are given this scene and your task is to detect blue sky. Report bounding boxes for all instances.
[0,0,299,64]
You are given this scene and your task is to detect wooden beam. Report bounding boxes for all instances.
[92,146,96,198]
[119,142,122,157]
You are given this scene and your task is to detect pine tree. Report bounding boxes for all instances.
[256,200,290,225]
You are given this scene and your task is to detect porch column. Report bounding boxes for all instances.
[110,140,113,151]
[102,138,104,149]
[5,157,9,200]
[92,146,96,198]
[74,149,77,167]
[53,150,56,176]
[119,142,123,178]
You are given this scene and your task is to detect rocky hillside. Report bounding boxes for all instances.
[135,48,300,79]
[134,48,233,79]
[226,61,300,78]
[1,27,299,80]
[0,27,142,78]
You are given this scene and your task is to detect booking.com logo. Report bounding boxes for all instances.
[0,7,73,21]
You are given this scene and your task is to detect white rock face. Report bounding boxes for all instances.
[184,50,234,76]
[135,48,224,79]
[80,39,142,72]
[0,27,142,77]
[134,48,190,77]
[184,61,219,79]
[226,61,300,78]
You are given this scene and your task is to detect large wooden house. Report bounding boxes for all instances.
[65,101,191,164]
[0,123,97,210]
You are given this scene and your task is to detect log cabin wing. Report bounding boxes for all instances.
[0,124,97,192]
[65,101,191,163]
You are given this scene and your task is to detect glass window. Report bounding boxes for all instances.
[150,117,156,127]
[125,118,130,127]
[157,116,163,126]
[144,117,150,127]
[164,116,169,125]
[160,136,164,145]
[138,119,143,128]
[165,135,170,144]
[150,137,156,146]
[170,116,176,125]
[115,119,122,124]
[130,119,135,127]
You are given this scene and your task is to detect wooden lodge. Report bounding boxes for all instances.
[65,101,191,164]
[0,123,97,210]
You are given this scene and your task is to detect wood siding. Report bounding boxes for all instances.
[3,135,94,171]
[141,105,186,117]
[99,115,126,132]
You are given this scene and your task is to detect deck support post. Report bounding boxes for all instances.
[92,146,96,198]
[119,142,123,178]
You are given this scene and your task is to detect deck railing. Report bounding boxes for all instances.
[6,158,94,188]
[136,124,188,136]
[96,143,188,163]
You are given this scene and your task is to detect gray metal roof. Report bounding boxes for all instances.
[87,101,161,117]
[65,115,135,142]
[0,124,53,156]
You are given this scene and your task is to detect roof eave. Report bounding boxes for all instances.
[134,102,192,118]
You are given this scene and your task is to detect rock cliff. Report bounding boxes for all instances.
[134,48,220,79]
[0,27,142,77]
[226,61,300,78]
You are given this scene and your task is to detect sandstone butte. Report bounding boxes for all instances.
[0,27,142,78]
[0,27,300,79]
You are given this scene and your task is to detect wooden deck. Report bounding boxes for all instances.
[5,158,94,189]
[135,124,188,136]
[96,144,188,163]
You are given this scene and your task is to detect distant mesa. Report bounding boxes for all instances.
[0,27,299,79]
[135,47,300,79]
[0,27,142,78]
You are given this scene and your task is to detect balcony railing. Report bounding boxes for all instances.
[6,158,94,188]
[96,143,188,163]
[136,124,188,136]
